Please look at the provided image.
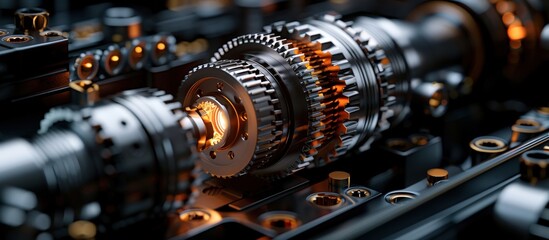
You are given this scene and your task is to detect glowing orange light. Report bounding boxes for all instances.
[83,62,93,68]
[217,110,228,133]
[110,55,120,62]
[157,42,166,51]
[508,25,526,40]
[502,12,515,25]
[134,46,143,54]
[510,40,522,49]
[496,1,514,14]
[197,100,229,147]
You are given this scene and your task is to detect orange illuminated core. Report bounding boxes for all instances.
[110,55,119,62]
[83,62,93,68]
[508,25,526,40]
[134,46,143,54]
[197,100,229,147]
[157,42,166,51]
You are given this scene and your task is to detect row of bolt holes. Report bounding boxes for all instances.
[184,188,415,231]
[1,30,62,43]
[187,110,546,230]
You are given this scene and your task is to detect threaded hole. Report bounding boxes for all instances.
[2,35,31,43]
[346,188,370,198]
[479,141,499,148]
[526,152,549,160]
[307,193,343,208]
[385,191,418,205]
[18,8,46,14]
[179,209,210,222]
[40,31,62,37]
[259,212,300,230]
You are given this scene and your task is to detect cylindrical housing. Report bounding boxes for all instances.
[103,7,142,43]
[0,89,195,238]
[469,136,508,165]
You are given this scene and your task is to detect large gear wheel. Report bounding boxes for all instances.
[182,14,408,180]
[318,13,399,150]
[266,20,352,169]
[210,33,323,178]
[266,13,401,165]
[179,60,282,178]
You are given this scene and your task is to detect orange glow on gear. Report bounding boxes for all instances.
[197,100,228,147]
[289,39,346,163]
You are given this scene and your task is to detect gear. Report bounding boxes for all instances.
[180,60,282,178]
[39,89,195,223]
[318,13,397,149]
[267,20,352,169]
[211,33,323,177]
[202,17,400,179]
[266,14,398,167]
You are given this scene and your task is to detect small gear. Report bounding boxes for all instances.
[180,60,282,178]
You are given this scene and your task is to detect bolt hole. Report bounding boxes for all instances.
[228,151,234,159]
[479,141,498,148]
[516,119,540,127]
[216,82,224,91]
[132,143,140,150]
[266,217,298,229]
[187,213,205,221]
[234,96,241,104]
[259,212,300,231]
[179,210,210,222]
[2,35,31,43]
[307,192,343,208]
[526,151,549,160]
[473,137,506,150]
[120,120,127,126]
[242,132,248,141]
[209,151,216,159]
[385,191,418,205]
[196,89,203,98]
[40,30,62,37]
[346,188,370,198]
[18,8,46,14]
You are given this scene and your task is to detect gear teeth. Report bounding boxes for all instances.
[212,32,326,178]
[40,89,196,209]
[185,60,281,178]
[318,15,396,153]
[268,20,355,168]
[266,14,397,169]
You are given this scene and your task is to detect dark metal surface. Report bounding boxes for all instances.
[0,1,548,239]
[318,132,549,239]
